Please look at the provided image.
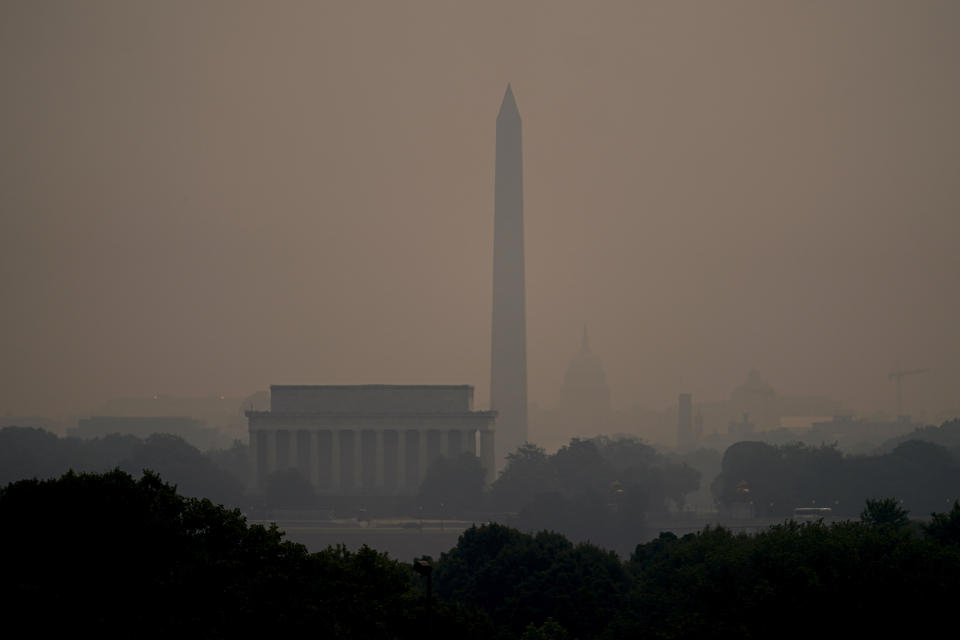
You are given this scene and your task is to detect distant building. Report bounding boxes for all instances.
[728,413,755,438]
[246,385,496,494]
[730,370,779,432]
[809,415,919,452]
[87,393,253,444]
[692,370,844,439]
[693,410,704,443]
[556,327,613,440]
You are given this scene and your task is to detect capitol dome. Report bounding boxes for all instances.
[562,327,610,394]
[557,327,612,436]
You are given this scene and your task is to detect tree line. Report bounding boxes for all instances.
[0,426,247,506]
[3,469,960,638]
[0,426,700,533]
[5,419,960,540]
[713,420,960,517]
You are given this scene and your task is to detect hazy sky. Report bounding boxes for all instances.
[2,1,958,420]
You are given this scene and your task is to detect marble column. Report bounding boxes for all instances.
[331,429,341,490]
[462,429,476,456]
[309,430,320,488]
[418,428,428,484]
[397,430,407,491]
[288,429,298,471]
[353,430,362,490]
[375,430,385,489]
[440,430,449,460]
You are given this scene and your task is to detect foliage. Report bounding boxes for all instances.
[595,436,700,511]
[712,429,960,517]
[432,506,960,639]
[490,437,700,549]
[924,500,960,545]
[0,426,140,485]
[552,438,614,496]
[0,426,244,506]
[264,467,317,509]
[489,443,558,512]
[860,497,910,529]
[620,517,960,638]
[0,469,489,639]
[434,523,630,639]
[120,432,245,506]
[418,452,486,516]
[879,418,960,453]
[7,471,960,639]
[521,617,571,640]
[206,439,250,487]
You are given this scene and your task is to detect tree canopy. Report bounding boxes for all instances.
[0,469,486,639]
[712,433,960,517]
[860,497,910,529]
[490,437,700,549]
[5,469,960,639]
[417,452,486,516]
[0,426,245,506]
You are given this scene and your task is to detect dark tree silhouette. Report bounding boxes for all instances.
[0,470,490,639]
[417,452,486,516]
[924,500,960,545]
[860,497,910,529]
[489,443,558,512]
[264,467,316,509]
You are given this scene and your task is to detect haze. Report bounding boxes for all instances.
[2,1,958,424]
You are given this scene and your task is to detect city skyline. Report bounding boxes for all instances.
[2,2,958,421]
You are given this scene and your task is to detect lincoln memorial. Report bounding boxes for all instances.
[247,385,497,493]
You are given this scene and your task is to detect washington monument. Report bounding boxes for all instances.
[490,84,528,467]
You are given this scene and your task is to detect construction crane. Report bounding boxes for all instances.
[888,364,930,418]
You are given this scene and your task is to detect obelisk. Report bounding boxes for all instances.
[490,84,527,468]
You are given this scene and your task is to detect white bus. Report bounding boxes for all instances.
[792,507,833,521]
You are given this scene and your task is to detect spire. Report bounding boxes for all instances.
[498,83,520,119]
[581,324,590,354]
[491,82,527,469]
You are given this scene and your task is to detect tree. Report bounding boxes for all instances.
[521,617,571,640]
[710,438,960,518]
[1,469,294,636]
[492,437,702,548]
[418,452,486,516]
[207,439,250,487]
[0,427,245,506]
[264,468,316,509]
[924,500,960,546]
[0,469,490,638]
[712,441,782,514]
[434,523,629,639]
[552,438,612,496]
[860,497,910,530]
[121,432,245,506]
[489,443,558,512]
[622,519,960,639]
[0,426,67,484]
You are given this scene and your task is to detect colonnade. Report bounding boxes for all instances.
[250,427,495,493]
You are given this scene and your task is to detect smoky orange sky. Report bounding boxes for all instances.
[2,1,958,422]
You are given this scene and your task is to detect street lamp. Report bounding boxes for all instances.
[413,558,433,606]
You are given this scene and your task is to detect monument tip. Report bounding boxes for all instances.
[499,83,519,116]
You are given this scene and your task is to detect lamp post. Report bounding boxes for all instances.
[413,558,433,611]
